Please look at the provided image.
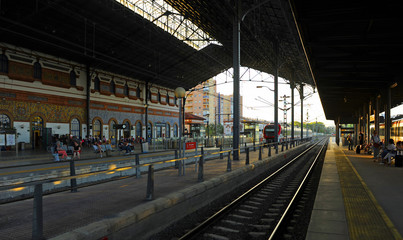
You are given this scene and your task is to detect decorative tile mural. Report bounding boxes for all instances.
[0,99,85,122]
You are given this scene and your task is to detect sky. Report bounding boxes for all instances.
[213,67,336,127]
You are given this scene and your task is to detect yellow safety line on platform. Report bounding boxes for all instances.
[338,149,402,240]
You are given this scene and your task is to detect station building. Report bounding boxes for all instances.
[0,43,181,149]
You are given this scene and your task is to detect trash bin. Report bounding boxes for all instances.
[18,142,25,150]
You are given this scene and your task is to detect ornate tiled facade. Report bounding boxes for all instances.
[0,99,85,123]
[0,43,181,148]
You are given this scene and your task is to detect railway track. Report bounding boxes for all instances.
[176,138,328,240]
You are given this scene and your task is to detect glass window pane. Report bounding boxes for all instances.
[71,118,80,138]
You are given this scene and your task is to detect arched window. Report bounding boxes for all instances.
[70,70,77,86]
[174,124,178,138]
[136,87,141,98]
[33,62,42,79]
[166,122,170,138]
[136,122,142,138]
[156,123,162,138]
[93,119,102,138]
[0,114,11,129]
[94,77,100,91]
[0,54,8,73]
[110,81,115,95]
[71,118,80,138]
[124,83,129,97]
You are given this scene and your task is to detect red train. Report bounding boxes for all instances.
[263,124,281,142]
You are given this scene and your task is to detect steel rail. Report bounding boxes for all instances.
[268,138,328,239]
[178,139,321,240]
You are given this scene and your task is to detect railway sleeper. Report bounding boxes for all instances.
[255,193,270,198]
[236,209,254,215]
[248,232,267,238]
[248,224,271,230]
[260,190,272,194]
[245,200,263,205]
[213,226,240,233]
[260,218,275,223]
[240,204,259,210]
[271,203,285,208]
[264,212,278,218]
[250,196,265,201]
[203,233,230,240]
[229,214,252,220]
[268,208,281,213]
[221,219,244,227]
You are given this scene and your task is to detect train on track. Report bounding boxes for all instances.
[263,124,281,142]
[371,117,403,143]
[262,123,314,142]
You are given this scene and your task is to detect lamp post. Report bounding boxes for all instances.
[204,113,210,142]
[174,87,186,175]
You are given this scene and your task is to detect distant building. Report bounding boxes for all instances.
[185,78,216,126]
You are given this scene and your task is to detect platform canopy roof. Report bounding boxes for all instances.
[1,1,401,124]
[291,1,403,123]
[0,0,313,90]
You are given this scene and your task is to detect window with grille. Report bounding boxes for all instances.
[0,54,8,73]
[71,118,80,138]
[94,77,100,91]
[0,114,11,129]
[33,62,42,79]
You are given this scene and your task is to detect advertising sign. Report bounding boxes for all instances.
[6,134,15,146]
[185,142,196,150]
[0,134,5,146]
[224,122,232,136]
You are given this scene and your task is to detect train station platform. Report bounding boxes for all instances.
[0,141,304,240]
[307,138,403,240]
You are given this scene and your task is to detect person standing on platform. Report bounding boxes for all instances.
[359,132,364,149]
[73,141,81,160]
[347,134,353,150]
[371,130,381,160]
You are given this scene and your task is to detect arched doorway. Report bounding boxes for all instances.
[136,121,142,139]
[174,124,178,138]
[166,122,171,138]
[93,119,102,140]
[109,120,117,144]
[31,116,43,149]
[123,121,130,139]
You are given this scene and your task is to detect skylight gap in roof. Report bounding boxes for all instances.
[116,0,220,50]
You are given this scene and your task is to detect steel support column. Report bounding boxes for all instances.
[375,95,380,137]
[299,84,304,139]
[145,82,149,142]
[290,78,295,141]
[385,87,391,142]
[336,117,340,145]
[367,101,371,144]
[86,65,91,138]
[178,97,183,175]
[232,0,241,161]
[274,42,279,144]
[363,104,367,144]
